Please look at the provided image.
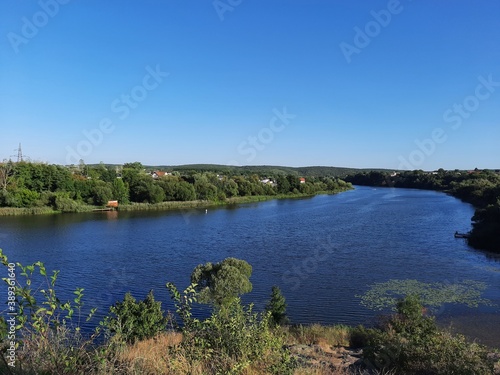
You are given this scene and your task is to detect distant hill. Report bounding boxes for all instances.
[142,164,394,177]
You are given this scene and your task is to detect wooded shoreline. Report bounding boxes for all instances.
[0,190,352,216]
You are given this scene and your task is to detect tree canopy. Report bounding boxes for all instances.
[0,161,352,213]
[190,258,253,306]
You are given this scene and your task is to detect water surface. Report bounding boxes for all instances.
[1,186,499,345]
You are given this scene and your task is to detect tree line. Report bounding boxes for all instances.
[0,161,352,212]
[345,169,500,253]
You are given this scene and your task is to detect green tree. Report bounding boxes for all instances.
[123,161,144,171]
[265,286,289,326]
[286,175,300,191]
[111,178,130,204]
[103,290,168,344]
[99,166,118,183]
[234,176,253,196]
[128,175,165,203]
[220,178,239,197]
[276,175,290,194]
[48,165,74,192]
[190,258,253,306]
[91,180,113,206]
[149,183,165,203]
[54,192,81,212]
[158,177,178,201]
[195,181,218,200]
[175,180,196,201]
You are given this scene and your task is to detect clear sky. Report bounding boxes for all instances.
[1,1,499,170]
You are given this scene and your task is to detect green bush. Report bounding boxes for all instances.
[167,282,296,374]
[361,295,494,374]
[265,285,289,326]
[349,325,377,349]
[54,192,82,212]
[0,250,99,374]
[103,290,169,345]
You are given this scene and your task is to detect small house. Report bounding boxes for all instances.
[151,170,171,179]
[106,200,119,208]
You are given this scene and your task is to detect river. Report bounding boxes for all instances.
[1,186,499,346]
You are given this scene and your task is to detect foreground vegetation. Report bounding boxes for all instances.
[0,161,352,216]
[1,251,498,374]
[346,169,500,253]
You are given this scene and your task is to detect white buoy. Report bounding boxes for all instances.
[205,209,208,214]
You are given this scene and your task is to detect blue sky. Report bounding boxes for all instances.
[1,0,499,170]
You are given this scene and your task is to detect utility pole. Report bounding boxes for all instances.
[17,143,23,163]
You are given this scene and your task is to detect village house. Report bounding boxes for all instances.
[260,178,277,187]
[150,170,172,179]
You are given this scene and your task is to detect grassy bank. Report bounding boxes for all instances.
[117,189,352,213]
[1,250,498,375]
[0,206,59,216]
[0,188,352,217]
[2,320,498,374]
[0,204,97,216]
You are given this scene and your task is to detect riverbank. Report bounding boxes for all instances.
[0,188,352,216]
[345,170,500,253]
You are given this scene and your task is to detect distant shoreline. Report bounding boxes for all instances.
[0,188,352,217]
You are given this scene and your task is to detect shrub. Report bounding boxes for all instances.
[167,282,296,374]
[361,295,495,374]
[349,325,377,349]
[103,290,169,345]
[265,285,289,326]
[54,192,81,212]
[0,250,99,374]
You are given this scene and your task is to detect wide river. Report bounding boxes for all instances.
[1,186,500,345]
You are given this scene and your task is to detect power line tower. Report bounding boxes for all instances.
[16,143,23,163]
[11,143,24,163]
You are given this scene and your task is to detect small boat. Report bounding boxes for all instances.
[454,231,470,239]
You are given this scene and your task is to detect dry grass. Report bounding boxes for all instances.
[293,366,350,375]
[115,332,183,374]
[287,324,351,347]
[3,326,401,375]
[294,367,396,375]
[6,325,98,374]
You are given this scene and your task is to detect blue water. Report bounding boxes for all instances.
[1,186,499,344]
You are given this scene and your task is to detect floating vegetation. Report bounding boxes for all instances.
[359,279,494,311]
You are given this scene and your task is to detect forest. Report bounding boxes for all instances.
[146,164,392,178]
[0,161,352,214]
[345,169,500,253]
